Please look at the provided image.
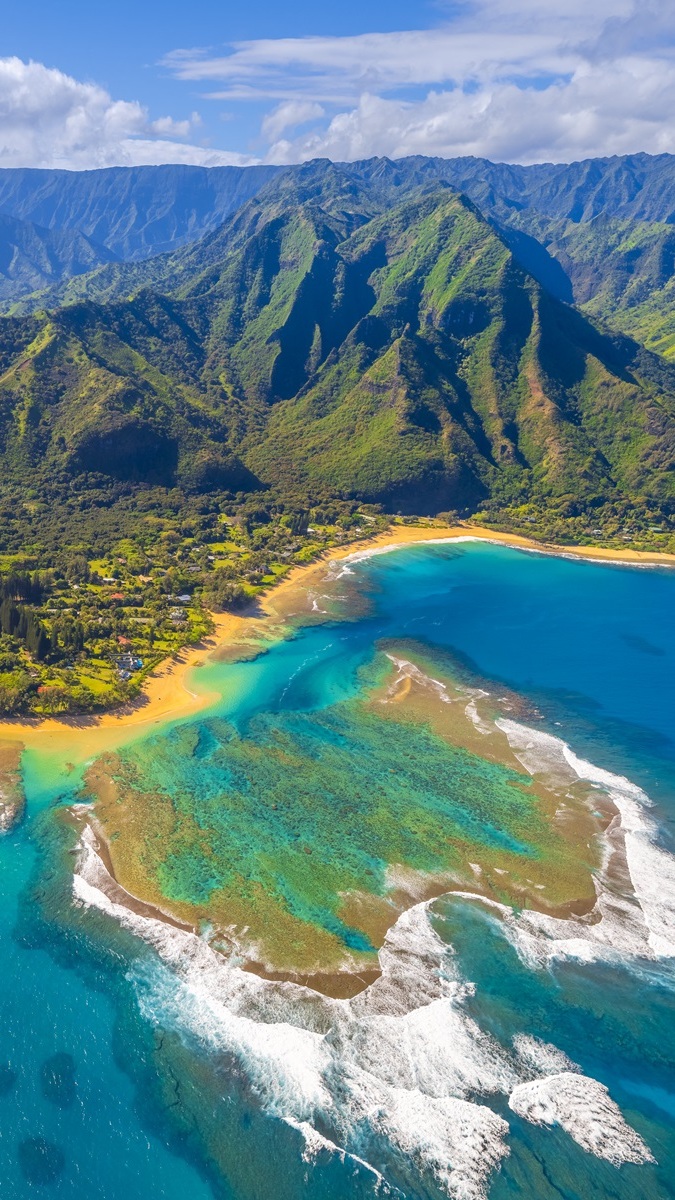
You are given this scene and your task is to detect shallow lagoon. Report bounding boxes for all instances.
[2,540,675,1198]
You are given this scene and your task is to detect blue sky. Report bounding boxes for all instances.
[3,0,439,161]
[2,0,675,169]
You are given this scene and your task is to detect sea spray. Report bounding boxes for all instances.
[73,830,655,1197]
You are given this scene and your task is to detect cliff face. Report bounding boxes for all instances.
[0,164,281,260]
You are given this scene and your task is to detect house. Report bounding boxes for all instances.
[115,653,143,673]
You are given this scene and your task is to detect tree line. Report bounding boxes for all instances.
[0,599,50,660]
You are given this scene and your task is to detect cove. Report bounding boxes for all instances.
[1,539,675,1199]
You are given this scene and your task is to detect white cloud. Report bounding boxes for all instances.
[261,101,325,141]
[265,59,675,166]
[115,139,255,167]
[0,57,254,169]
[5,1,675,171]
[163,0,675,165]
[164,30,575,103]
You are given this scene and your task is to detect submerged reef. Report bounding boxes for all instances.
[0,742,25,832]
[79,639,605,987]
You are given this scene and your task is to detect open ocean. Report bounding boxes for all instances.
[1,539,675,1199]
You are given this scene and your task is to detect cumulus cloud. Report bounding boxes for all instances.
[164,0,675,165]
[6,0,675,171]
[0,57,253,169]
[265,60,675,165]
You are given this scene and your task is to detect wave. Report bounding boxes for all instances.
[495,720,675,963]
[72,827,655,1197]
[331,535,672,582]
[509,1074,656,1166]
[331,537,477,578]
[383,654,455,704]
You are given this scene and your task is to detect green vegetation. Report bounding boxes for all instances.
[1,159,675,714]
[501,211,675,360]
[0,485,388,714]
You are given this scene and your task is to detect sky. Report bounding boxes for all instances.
[2,0,675,170]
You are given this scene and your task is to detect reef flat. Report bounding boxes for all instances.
[73,552,633,992]
[0,741,25,831]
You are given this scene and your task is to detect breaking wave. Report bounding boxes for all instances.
[72,818,656,1198]
[493,720,675,964]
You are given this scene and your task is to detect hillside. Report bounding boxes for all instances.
[499,213,675,359]
[236,188,675,513]
[1,170,675,521]
[0,213,116,304]
[0,163,280,259]
[0,163,280,305]
[8,153,675,362]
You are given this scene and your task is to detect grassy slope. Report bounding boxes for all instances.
[245,192,675,511]
[1,175,675,517]
[506,211,675,360]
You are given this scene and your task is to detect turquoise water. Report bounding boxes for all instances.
[2,539,675,1198]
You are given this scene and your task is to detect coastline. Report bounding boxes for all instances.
[1,520,674,759]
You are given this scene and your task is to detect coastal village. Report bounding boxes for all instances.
[0,503,389,716]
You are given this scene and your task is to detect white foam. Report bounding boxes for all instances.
[384,654,454,704]
[331,537,477,578]
[0,777,23,832]
[367,1090,510,1200]
[464,690,492,735]
[509,1073,656,1165]
[496,719,675,960]
[72,803,659,1193]
[331,535,672,581]
[306,591,330,616]
[282,1118,385,1182]
[513,1034,581,1076]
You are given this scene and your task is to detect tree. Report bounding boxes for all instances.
[202,577,249,613]
[37,685,68,714]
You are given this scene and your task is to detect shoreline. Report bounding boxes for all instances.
[1,520,674,758]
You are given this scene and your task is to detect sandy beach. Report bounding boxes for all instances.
[1,520,674,760]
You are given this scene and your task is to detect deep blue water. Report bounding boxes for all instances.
[1,540,675,1199]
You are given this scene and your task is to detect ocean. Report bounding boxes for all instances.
[1,538,674,1199]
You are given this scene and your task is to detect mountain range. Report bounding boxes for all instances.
[2,154,675,518]
[4,153,675,359]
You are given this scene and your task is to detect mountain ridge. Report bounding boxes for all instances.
[6,152,675,363]
[2,171,675,523]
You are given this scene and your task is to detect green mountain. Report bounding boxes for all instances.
[1,166,675,519]
[10,153,675,371]
[236,188,675,512]
[498,212,675,360]
[0,295,257,493]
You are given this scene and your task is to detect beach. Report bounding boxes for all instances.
[61,529,675,987]
[3,519,673,1197]
[1,521,674,759]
